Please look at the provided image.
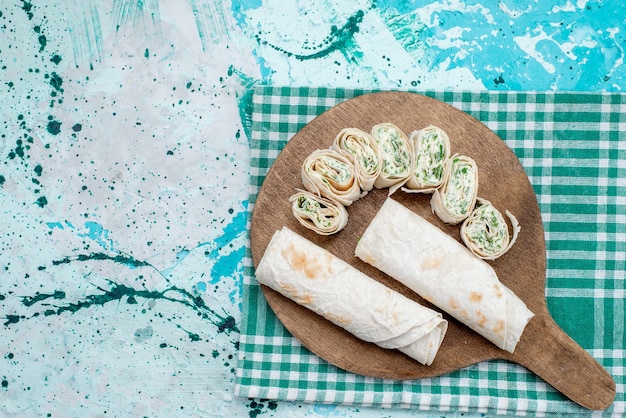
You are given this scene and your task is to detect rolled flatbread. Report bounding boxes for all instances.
[403,125,451,194]
[431,154,479,224]
[301,149,361,206]
[289,189,348,235]
[370,123,412,193]
[256,227,448,365]
[461,198,521,260]
[331,127,382,192]
[355,198,534,353]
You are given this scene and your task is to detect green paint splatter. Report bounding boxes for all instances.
[38,35,47,52]
[10,277,238,335]
[47,120,61,135]
[8,140,26,160]
[0,175,4,186]
[4,315,21,326]
[5,251,240,339]
[52,252,151,269]
[49,72,63,92]
[51,54,62,65]
[144,48,149,58]
[21,0,33,20]
[34,164,43,176]
[72,123,82,132]
[35,196,48,207]
[227,65,257,142]
[256,9,365,61]
[21,290,66,307]
[248,400,278,418]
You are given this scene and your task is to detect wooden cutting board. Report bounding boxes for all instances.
[249,91,615,410]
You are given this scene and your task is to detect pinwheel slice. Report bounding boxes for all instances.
[331,127,382,192]
[461,198,521,260]
[370,123,412,193]
[301,149,361,206]
[289,190,349,235]
[431,154,478,224]
[256,226,448,366]
[403,125,451,194]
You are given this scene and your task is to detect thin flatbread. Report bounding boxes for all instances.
[355,198,534,353]
[256,226,448,365]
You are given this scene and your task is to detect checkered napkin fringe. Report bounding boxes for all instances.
[234,87,626,416]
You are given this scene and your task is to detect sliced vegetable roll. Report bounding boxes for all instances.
[289,190,349,235]
[461,198,521,260]
[370,123,412,193]
[403,125,451,194]
[431,154,478,224]
[331,128,382,192]
[301,149,361,206]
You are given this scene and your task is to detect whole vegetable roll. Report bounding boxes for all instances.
[403,125,451,194]
[370,123,412,193]
[331,128,382,192]
[355,199,534,353]
[301,149,362,206]
[431,154,478,224]
[461,198,521,260]
[256,227,448,366]
[289,189,349,235]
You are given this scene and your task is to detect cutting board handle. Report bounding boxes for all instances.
[512,313,616,410]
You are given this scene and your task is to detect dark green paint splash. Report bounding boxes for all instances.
[49,72,63,93]
[4,253,239,336]
[52,252,150,269]
[46,120,61,135]
[255,9,365,61]
[21,290,66,307]
[35,196,48,207]
[21,0,33,20]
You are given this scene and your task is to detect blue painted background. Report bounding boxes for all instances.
[1,0,624,416]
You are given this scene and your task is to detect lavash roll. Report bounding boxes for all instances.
[301,149,361,206]
[355,198,534,353]
[461,198,521,260]
[289,189,348,235]
[403,125,451,194]
[331,128,382,192]
[256,227,448,366]
[370,123,412,193]
[431,154,479,224]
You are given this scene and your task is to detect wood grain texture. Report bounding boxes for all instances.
[249,92,615,410]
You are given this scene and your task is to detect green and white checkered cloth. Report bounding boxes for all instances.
[234,86,626,416]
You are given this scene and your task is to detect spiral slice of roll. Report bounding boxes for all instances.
[431,154,479,224]
[289,190,349,235]
[301,149,361,206]
[461,198,521,260]
[370,123,412,193]
[331,128,382,192]
[403,125,451,194]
